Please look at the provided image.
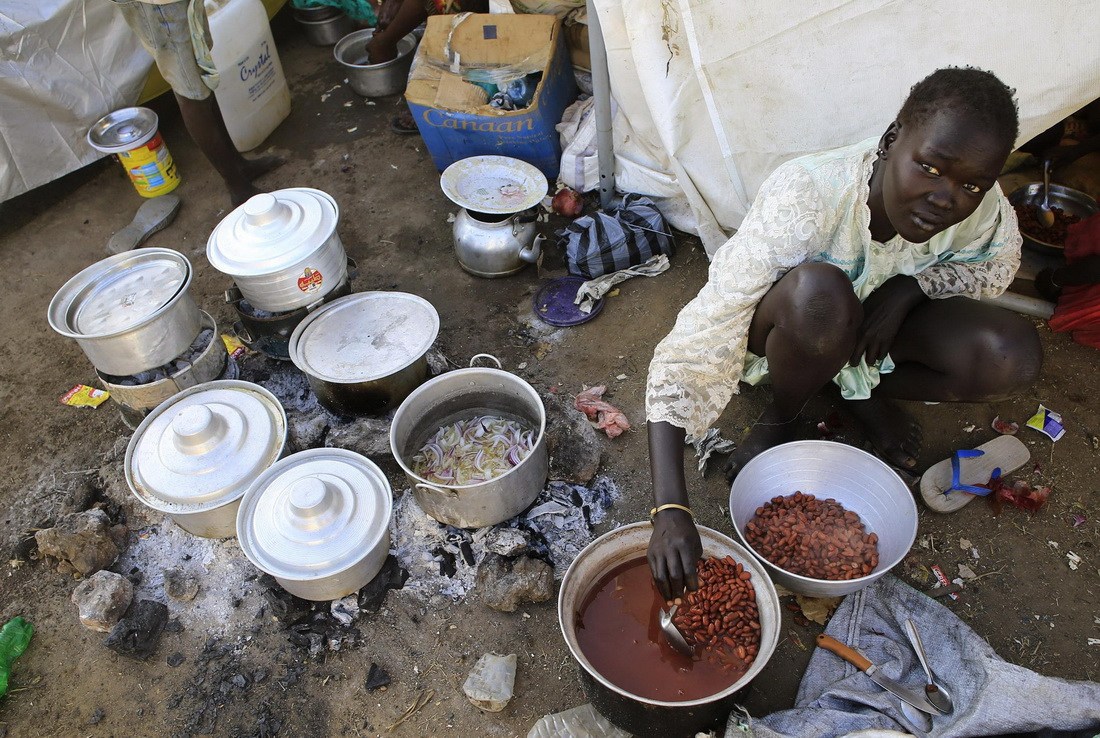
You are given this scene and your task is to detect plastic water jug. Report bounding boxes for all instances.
[205,0,292,152]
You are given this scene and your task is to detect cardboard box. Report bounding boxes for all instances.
[405,14,577,181]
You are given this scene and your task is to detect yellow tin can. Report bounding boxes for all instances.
[88,107,180,197]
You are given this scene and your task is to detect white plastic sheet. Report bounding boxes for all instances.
[0,0,152,202]
[592,0,1100,256]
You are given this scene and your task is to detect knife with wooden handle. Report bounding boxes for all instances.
[816,634,946,716]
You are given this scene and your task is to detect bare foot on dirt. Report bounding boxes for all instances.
[242,153,285,182]
[724,403,799,481]
[846,394,922,469]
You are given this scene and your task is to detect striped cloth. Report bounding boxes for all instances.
[559,194,673,278]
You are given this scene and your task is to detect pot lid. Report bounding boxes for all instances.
[236,448,392,580]
[440,156,547,214]
[289,292,439,383]
[48,248,191,339]
[207,188,340,277]
[87,107,159,154]
[533,275,604,327]
[125,381,287,514]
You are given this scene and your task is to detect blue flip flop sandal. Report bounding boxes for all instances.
[106,194,181,255]
[919,435,1030,513]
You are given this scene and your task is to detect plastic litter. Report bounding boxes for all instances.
[462,652,517,712]
[1026,404,1066,442]
[0,617,34,699]
[60,384,109,408]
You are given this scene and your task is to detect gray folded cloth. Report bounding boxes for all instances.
[574,254,670,314]
[732,576,1100,738]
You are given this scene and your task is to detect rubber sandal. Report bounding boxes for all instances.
[919,435,1030,513]
[107,194,181,255]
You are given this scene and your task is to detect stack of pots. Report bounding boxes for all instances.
[125,380,288,538]
[207,188,352,360]
[292,4,357,47]
[47,248,225,423]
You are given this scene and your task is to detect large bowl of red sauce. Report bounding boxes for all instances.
[558,522,781,738]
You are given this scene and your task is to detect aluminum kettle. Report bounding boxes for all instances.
[453,208,543,278]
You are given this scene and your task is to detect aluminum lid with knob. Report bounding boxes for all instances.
[289,292,440,383]
[207,188,341,277]
[125,380,287,537]
[236,448,393,600]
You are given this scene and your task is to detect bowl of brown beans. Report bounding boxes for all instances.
[729,440,917,597]
[1008,183,1098,255]
[558,522,781,737]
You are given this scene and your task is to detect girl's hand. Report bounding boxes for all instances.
[850,275,925,366]
[647,509,702,600]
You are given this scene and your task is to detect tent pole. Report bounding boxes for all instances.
[586,0,615,209]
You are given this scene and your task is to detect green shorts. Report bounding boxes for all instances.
[111,0,215,101]
[742,351,897,401]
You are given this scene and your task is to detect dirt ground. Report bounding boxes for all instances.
[1,14,1098,738]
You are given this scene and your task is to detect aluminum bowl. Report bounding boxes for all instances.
[333,29,417,97]
[293,6,357,46]
[558,523,781,737]
[1007,183,1098,255]
[729,440,917,598]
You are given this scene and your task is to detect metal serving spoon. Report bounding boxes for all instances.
[659,604,695,657]
[1038,158,1056,229]
[904,618,955,715]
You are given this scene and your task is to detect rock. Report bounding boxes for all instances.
[35,509,121,575]
[462,653,517,712]
[105,599,169,661]
[545,395,601,484]
[71,570,133,632]
[163,568,200,601]
[324,416,393,458]
[365,662,390,691]
[167,652,185,667]
[286,411,330,452]
[475,554,554,612]
[485,528,532,557]
[89,707,105,725]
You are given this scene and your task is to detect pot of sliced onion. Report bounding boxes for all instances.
[389,355,548,528]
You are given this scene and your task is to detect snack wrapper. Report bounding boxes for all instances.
[1026,404,1065,442]
[60,385,110,408]
[221,333,247,359]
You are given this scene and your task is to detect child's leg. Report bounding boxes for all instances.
[724,263,861,479]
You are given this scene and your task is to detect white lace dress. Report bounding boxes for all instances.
[645,138,1022,441]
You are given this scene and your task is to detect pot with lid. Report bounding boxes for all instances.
[48,247,203,376]
[289,291,439,415]
[207,188,348,313]
[125,380,288,538]
[236,448,393,601]
[440,156,548,278]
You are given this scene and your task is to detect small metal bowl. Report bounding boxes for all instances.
[333,29,418,97]
[1007,183,1098,255]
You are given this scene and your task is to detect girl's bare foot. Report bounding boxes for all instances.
[724,403,800,481]
[846,394,922,469]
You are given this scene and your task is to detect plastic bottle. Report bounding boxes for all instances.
[0,617,34,698]
[205,0,292,152]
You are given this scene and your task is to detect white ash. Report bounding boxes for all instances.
[117,520,262,635]
[389,476,621,604]
[106,329,215,385]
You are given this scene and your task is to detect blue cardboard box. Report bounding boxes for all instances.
[405,14,576,182]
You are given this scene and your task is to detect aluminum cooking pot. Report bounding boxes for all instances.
[48,248,202,376]
[334,29,418,98]
[289,291,439,415]
[390,356,548,528]
[207,188,348,313]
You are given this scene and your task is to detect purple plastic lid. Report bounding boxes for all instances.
[533,276,604,327]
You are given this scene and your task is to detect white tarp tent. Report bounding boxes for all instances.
[0,0,150,203]
[593,0,1100,255]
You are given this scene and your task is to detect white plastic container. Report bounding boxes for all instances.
[205,0,291,151]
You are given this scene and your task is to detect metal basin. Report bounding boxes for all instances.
[558,523,781,737]
[390,364,548,528]
[333,29,417,97]
[293,6,357,46]
[1008,183,1098,255]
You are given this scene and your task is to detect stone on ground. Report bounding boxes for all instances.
[35,509,122,575]
[71,570,133,632]
[545,395,601,484]
[104,599,169,661]
[486,528,532,557]
[476,554,553,612]
[162,568,200,601]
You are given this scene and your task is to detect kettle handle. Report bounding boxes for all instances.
[518,233,544,264]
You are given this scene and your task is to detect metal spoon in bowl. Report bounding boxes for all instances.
[1038,158,1056,229]
[659,604,695,657]
[904,618,955,715]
